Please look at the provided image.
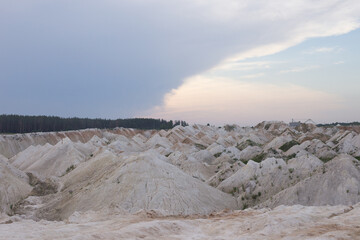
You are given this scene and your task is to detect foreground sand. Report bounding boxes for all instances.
[1,204,360,240]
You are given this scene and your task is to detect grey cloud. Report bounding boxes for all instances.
[0,0,359,118]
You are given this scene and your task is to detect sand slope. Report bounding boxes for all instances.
[31,150,237,220]
[0,154,32,214]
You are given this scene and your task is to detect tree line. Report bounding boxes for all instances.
[0,114,188,133]
[317,122,360,127]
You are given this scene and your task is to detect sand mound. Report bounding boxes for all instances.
[31,150,237,220]
[259,154,360,208]
[0,155,32,214]
[10,138,95,178]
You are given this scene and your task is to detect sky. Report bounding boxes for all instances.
[1,0,360,126]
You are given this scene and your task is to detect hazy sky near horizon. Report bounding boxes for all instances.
[1,1,360,125]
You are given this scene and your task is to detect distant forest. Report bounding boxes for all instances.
[317,122,360,127]
[0,114,188,133]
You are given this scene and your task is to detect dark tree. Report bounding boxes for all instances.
[0,115,189,133]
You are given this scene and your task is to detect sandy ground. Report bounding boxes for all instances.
[1,204,360,240]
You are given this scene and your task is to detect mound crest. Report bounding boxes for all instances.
[34,151,237,220]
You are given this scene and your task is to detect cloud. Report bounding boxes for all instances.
[0,0,359,118]
[238,73,265,79]
[143,76,343,125]
[314,47,336,53]
[303,47,343,54]
[210,61,274,72]
[280,65,320,74]
[334,61,345,65]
